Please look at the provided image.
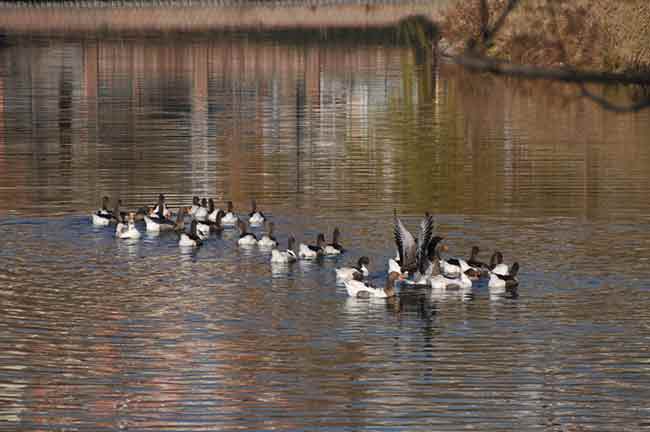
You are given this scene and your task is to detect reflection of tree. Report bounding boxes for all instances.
[442,0,650,112]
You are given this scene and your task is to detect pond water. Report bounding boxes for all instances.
[1,33,650,431]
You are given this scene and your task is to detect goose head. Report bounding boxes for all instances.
[101,196,110,210]
[192,196,200,207]
[356,256,370,272]
[227,200,233,213]
[316,233,326,248]
[208,198,215,213]
[250,199,257,213]
[201,198,207,208]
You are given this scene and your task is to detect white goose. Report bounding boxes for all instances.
[179,220,203,247]
[271,236,298,263]
[488,262,520,290]
[323,227,345,256]
[145,206,184,232]
[194,198,209,222]
[248,199,266,226]
[150,193,172,219]
[298,233,325,260]
[429,271,473,290]
[345,272,400,299]
[221,201,238,227]
[115,213,141,239]
[189,196,201,217]
[258,221,278,248]
[237,219,258,246]
[207,198,222,223]
[335,256,370,282]
[490,251,510,276]
[91,196,114,226]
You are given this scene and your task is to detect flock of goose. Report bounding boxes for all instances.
[91,194,520,299]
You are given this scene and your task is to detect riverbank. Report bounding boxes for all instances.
[0,1,445,33]
[440,0,650,74]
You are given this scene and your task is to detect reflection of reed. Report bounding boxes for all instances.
[1,35,650,219]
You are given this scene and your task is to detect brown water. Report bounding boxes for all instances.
[1,34,650,431]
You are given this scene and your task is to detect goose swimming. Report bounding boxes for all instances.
[248,199,265,226]
[258,221,278,248]
[271,236,298,263]
[179,220,203,247]
[221,201,238,227]
[335,256,370,282]
[393,210,436,279]
[323,227,345,256]
[298,233,325,259]
[237,219,258,246]
[115,212,141,239]
[345,271,400,299]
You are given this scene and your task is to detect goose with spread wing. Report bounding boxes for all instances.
[393,210,436,281]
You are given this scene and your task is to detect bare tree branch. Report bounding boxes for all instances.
[441,0,650,112]
[579,84,650,113]
[449,53,650,86]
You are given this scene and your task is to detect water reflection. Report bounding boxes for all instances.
[0,32,650,432]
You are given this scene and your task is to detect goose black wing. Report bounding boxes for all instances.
[416,213,436,275]
[394,211,417,273]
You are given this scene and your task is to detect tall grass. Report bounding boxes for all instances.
[441,0,650,73]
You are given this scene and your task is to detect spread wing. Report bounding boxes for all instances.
[416,213,436,274]
[394,210,417,272]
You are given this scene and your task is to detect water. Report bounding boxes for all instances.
[1,33,650,431]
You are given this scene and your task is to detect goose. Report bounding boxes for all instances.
[335,256,370,282]
[144,211,175,232]
[490,251,510,276]
[248,199,265,226]
[258,221,278,248]
[221,201,238,227]
[151,194,172,219]
[298,233,325,259]
[429,270,473,290]
[115,212,141,239]
[91,196,113,226]
[195,220,210,240]
[237,219,258,246]
[404,236,445,285]
[179,220,203,247]
[271,236,297,263]
[323,227,345,256]
[345,271,400,299]
[189,196,201,217]
[393,210,436,278]
[488,262,520,290]
[197,209,225,238]
[207,198,222,223]
[195,198,209,222]
[145,205,183,232]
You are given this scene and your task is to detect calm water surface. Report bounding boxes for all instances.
[1,33,650,431]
